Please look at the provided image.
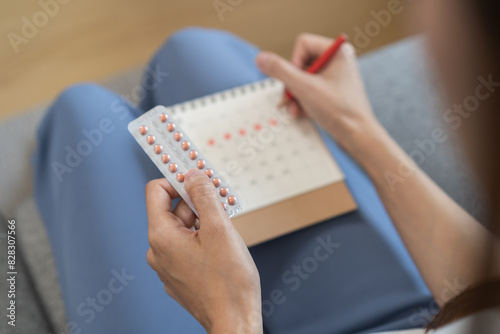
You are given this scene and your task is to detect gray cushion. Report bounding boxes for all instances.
[361,38,484,220]
[0,211,51,333]
[0,67,143,334]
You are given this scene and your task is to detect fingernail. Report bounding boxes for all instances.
[290,111,300,118]
[256,52,271,69]
[185,168,204,180]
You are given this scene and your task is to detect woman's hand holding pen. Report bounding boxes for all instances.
[256,33,382,161]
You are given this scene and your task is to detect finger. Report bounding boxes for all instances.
[286,100,303,118]
[145,178,182,230]
[319,43,358,80]
[172,199,197,229]
[291,33,334,68]
[183,169,229,229]
[256,52,311,98]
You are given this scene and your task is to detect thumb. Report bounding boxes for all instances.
[256,51,311,97]
[183,169,228,228]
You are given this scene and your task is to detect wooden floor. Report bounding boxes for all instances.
[0,0,418,120]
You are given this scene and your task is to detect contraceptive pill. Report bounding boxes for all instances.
[128,106,244,218]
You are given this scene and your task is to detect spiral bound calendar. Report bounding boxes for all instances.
[164,78,356,245]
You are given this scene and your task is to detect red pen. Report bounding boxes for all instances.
[278,33,347,108]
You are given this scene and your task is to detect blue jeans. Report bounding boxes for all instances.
[34,28,434,334]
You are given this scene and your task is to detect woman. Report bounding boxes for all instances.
[143,0,500,332]
[34,0,499,333]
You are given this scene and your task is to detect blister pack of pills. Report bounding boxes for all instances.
[128,105,244,218]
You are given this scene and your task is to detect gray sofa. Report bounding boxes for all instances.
[0,37,484,333]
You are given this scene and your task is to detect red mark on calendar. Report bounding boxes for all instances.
[239,129,246,136]
[208,139,215,146]
[254,123,262,131]
[224,133,231,140]
[270,118,278,126]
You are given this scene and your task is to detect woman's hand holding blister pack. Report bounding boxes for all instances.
[145,170,262,334]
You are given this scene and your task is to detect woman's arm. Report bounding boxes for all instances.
[349,118,500,304]
[256,33,500,304]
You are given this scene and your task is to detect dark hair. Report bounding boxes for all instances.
[426,0,500,331]
[426,279,500,332]
[474,0,500,47]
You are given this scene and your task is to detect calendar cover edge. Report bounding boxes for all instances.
[231,180,357,246]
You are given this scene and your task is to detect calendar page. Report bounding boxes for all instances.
[171,79,344,215]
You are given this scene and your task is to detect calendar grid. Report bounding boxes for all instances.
[169,79,344,214]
